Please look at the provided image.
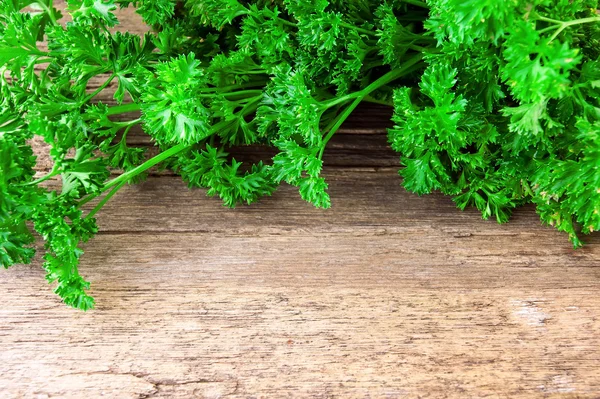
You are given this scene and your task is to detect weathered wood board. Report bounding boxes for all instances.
[2,3,600,399]
[2,168,600,398]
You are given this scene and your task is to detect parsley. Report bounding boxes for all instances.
[390,0,600,246]
[1,0,598,309]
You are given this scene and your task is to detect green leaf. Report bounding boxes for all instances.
[0,46,28,66]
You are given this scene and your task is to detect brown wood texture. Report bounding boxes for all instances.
[2,3,600,399]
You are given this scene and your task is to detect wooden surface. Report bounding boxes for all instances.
[2,4,600,399]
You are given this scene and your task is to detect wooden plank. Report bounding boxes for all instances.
[113,105,394,138]
[1,170,600,398]
[83,169,596,240]
[1,268,599,398]
[32,132,400,179]
[123,130,399,167]
[7,2,600,398]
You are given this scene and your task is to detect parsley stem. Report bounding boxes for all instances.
[23,44,48,56]
[363,95,394,107]
[197,90,263,100]
[318,98,362,160]
[536,14,600,42]
[198,81,268,93]
[549,16,600,42]
[80,107,254,208]
[100,119,236,192]
[277,17,376,38]
[104,103,142,117]
[365,54,424,89]
[319,53,424,158]
[85,180,126,219]
[403,0,428,7]
[82,103,141,121]
[36,0,58,25]
[339,22,376,37]
[535,15,564,25]
[279,19,296,28]
[76,142,187,208]
[33,58,53,64]
[324,53,424,109]
[103,142,189,191]
[83,74,116,104]
[20,164,61,186]
[323,93,362,109]
[322,111,347,134]
[114,118,141,128]
[409,44,436,52]
[321,93,365,148]
[229,70,268,75]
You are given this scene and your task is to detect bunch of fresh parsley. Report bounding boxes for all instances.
[1,0,598,309]
[390,0,600,247]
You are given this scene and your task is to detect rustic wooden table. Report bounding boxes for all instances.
[2,5,600,398]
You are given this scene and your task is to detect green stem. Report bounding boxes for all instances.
[363,95,394,107]
[114,118,141,128]
[279,19,296,28]
[538,26,558,34]
[240,95,262,113]
[77,192,98,208]
[535,15,564,25]
[85,180,126,219]
[408,44,438,52]
[322,92,363,109]
[321,110,348,139]
[119,123,135,145]
[197,81,269,93]
[33,58,54,64]
[83,103,142,120]
[340,22,376,37]
[23,44,49,56]
[223,89,263,98]
[20,164,61,186]
[363,60,386,70]
[230,70,268,75]
[103,142,188,191]
[318,97,363,160]
[107,103,141,116]
[83,74,116,104]
[100,118,236,193]
[197,90,263,100]
[403,0,428,7]
[36,0,58,25]
[363,54,425,91]
[318,53,425,158]
[323,53,425,109]
[536,14,600,42]
[77,141,188,209]
[77,94,256,212]
[550,16,600,41]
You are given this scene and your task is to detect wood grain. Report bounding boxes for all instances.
[2,170,600,398]
[3,2,600,399]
